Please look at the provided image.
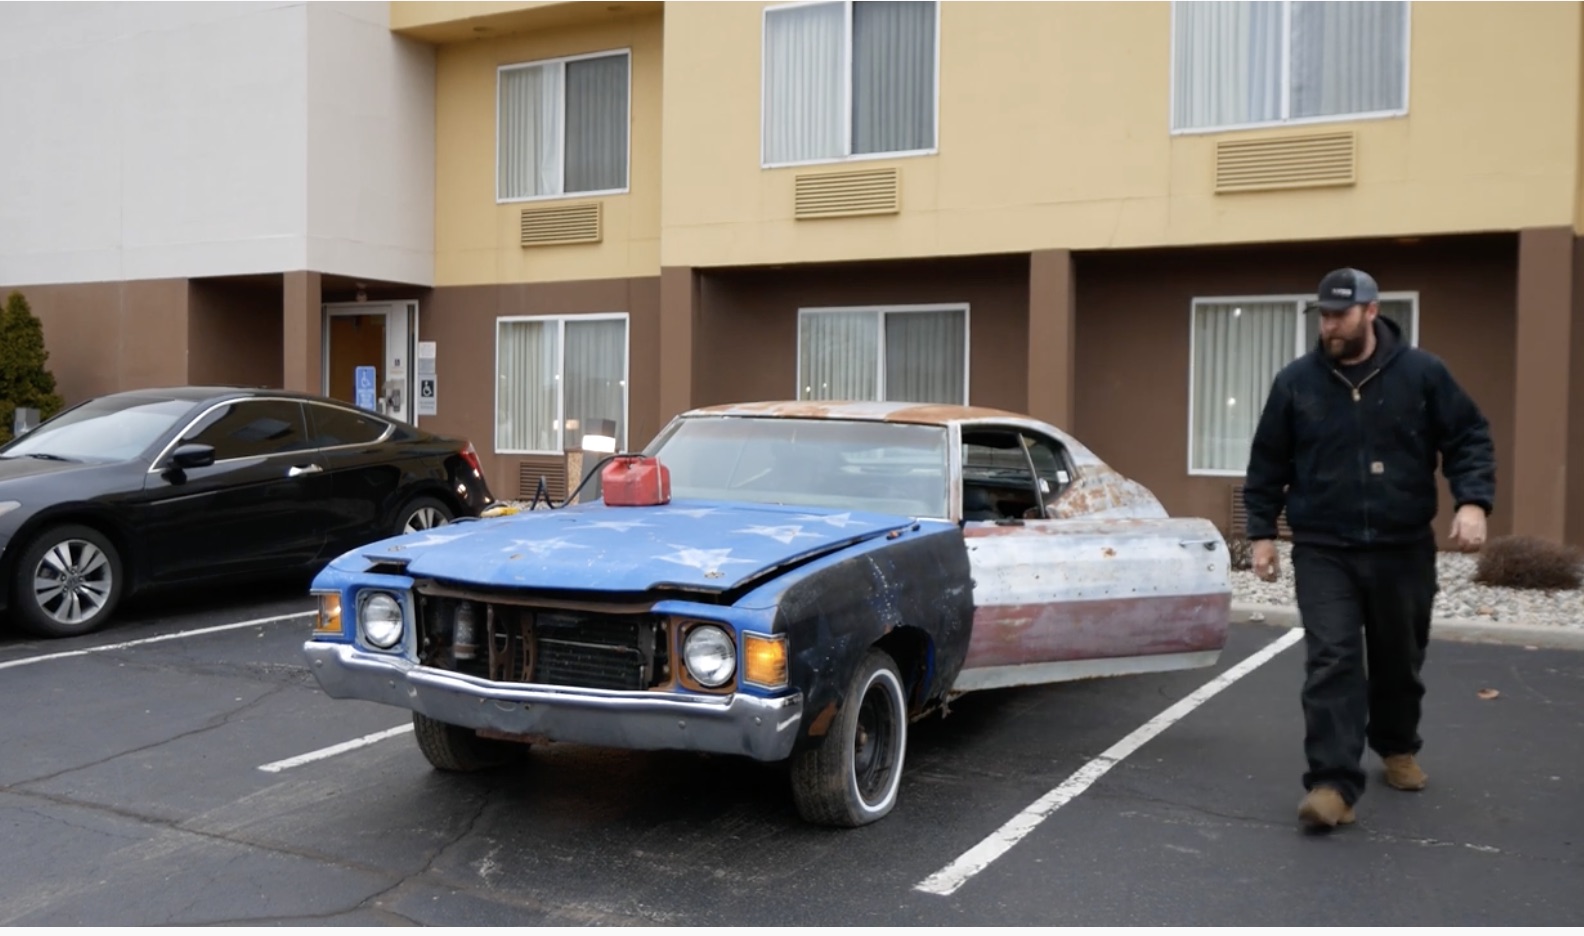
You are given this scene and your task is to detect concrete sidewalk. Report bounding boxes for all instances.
[1231,602,1584,652]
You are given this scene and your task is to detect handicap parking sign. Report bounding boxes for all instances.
[355,365,377,411]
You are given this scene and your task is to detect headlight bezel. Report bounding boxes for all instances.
[680,622,737,689]
[357,589,406,650]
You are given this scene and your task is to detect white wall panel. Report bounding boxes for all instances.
[0,1,435,288]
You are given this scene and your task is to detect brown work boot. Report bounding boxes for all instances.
[1298,786,1356,829]
[1384,754,1428,791]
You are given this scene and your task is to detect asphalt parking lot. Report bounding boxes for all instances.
[1,585,1580,926]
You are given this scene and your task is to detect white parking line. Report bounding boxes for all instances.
[0,610,316,671]
[257,723,414,773]
[914,627,1305,897]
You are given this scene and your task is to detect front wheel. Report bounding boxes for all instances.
[412,713,529,772]
[10,524,125,639]
[790,648,908,827]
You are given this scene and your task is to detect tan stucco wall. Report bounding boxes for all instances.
[658,1,1583,267]
[431,10,662,286]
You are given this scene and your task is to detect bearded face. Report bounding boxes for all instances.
[1319,304,1374,361]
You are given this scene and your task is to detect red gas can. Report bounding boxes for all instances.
[601,455,672,507]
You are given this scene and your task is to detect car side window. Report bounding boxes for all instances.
[183,400,312,461]
[1021,432,1075,502]
[306,402,389,448]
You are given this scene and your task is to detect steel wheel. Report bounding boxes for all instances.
[10,524,125,639]
[789,648,908,827]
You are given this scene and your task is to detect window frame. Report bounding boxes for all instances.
[1185,291,1420,477]
[493,311,631,457]
[1167,0,1413,136]
[494,47,634,204]
[794,302,971,406]
[759,0,942,169]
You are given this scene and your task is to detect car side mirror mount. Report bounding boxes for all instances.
[170,443,215,470]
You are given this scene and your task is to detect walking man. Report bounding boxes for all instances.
[1242,267,1496,830]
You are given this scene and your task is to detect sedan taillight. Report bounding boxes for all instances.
[460,442,483,476]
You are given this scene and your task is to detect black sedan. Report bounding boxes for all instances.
[0,386,495,639]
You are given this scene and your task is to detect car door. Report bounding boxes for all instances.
[135,398,330,584]
[954,424,1230,693]
[303,400,407,558]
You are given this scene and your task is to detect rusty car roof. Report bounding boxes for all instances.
[682,401,1029,426]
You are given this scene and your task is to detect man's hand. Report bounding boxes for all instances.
[1450,503,1488,552]
[1252,539,1280,582]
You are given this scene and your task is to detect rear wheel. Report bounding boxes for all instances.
[412,713,528,772]
[395,496,453,535]
[789,648,908,827]
[10,524,124,639]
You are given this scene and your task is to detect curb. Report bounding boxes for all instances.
[1230,602,1584,652]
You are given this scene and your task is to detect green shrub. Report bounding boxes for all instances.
[1472,535,1584,591]
[0,291,64,444]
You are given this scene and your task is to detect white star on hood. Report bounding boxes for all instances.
[655,546,757,578]
[789,511,862,529]
[502,535,590,557]
[581,519,655,532]
[734,524,822,545]
[657,507,721,519]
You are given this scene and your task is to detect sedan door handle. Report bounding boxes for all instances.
[1178,538,1219,550]
[287,464,323,477]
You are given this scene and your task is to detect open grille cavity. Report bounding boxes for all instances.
[417,593,669,692]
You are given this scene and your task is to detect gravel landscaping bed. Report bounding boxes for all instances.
[1232,540,1584,630]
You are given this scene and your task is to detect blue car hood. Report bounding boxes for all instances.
[340,499,917,594]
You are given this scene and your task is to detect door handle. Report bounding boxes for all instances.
[288,464,323,477]
[1178,538,1219,550]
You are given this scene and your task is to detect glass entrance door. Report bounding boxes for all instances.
[321,301,418,423]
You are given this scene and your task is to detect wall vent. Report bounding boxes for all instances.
[518,456,568,502]
[1229,484,1292,539]
[794,167,900,219]
[1214,131,1356,194]
[520,202,602,246]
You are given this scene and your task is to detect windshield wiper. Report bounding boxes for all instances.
[23,452,75,462]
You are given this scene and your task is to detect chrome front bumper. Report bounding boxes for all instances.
[302,641,805,762]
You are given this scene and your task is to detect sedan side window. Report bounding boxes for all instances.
[183,400,312,461]
[306,403,390,448]
[1021,432,1076,502]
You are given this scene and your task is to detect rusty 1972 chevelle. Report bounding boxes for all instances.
[302,402,1232,827]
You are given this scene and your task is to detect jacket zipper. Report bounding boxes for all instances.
[1331,367,1383,542]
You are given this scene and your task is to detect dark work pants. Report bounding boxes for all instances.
[1291,541,1437,805]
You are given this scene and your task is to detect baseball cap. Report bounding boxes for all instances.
[1308,267,1380,312]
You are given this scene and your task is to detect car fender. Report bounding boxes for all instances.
[735,518,974,751]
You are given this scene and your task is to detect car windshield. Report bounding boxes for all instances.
[2,397,196,463]
[646,416,950,518]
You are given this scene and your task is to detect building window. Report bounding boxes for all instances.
[497,50,630,202]
[1188,293,1417,475]
[762,0,939,167]
[1171,1,1409,134]
[496,314,629,454]
[798,304,967,405]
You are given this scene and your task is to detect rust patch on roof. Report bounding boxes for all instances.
[685,400,1022,426]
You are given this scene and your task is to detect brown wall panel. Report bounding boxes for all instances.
[693,255,1031,414]
[1075,235,1518,547]
[188,278,284,389]
[420,276,663,498]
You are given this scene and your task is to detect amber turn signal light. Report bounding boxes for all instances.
[314,592,343,635]
[743,633,788,689]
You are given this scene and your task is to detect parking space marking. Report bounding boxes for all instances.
[257,723,414,773]
[914,627,1305,897]
[0,610,316,671]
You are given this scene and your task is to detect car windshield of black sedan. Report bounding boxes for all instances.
[2,398,196,462]
[647,417,950,518]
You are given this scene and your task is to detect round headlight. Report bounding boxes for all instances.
[683,624,737,688]
[361,592,404,649]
